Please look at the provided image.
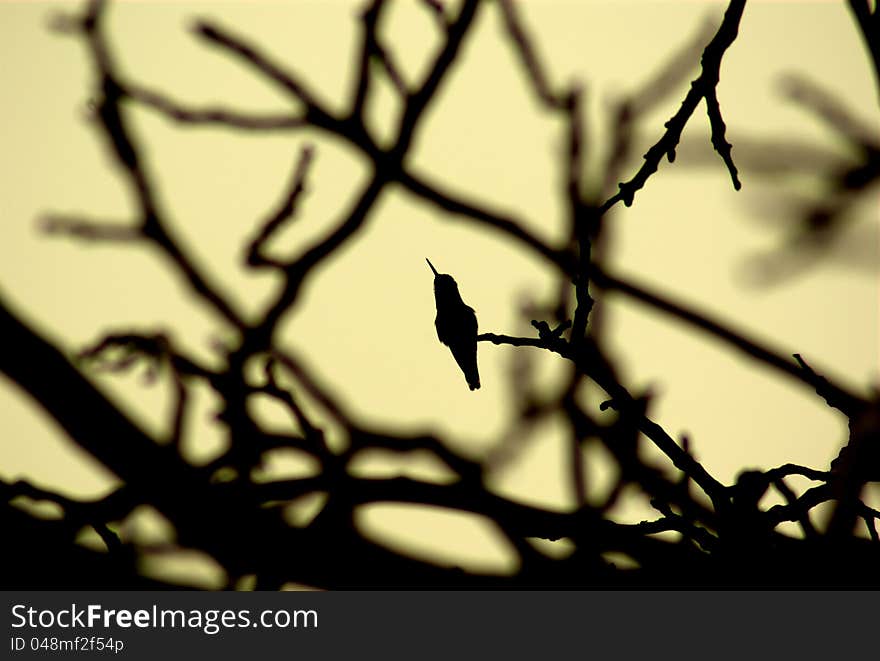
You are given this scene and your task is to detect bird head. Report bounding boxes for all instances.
[426,258,460,299]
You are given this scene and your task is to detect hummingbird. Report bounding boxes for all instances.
[427,258,480,391]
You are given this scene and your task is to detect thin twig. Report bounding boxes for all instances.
[246,146,315,268]
[40,215,141,241]
[126,83,306,129]
[498,0,564,108]
[82,0,246,329]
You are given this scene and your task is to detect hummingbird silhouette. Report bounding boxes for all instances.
[427,258,480,390]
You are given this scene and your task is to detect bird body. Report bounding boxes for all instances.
[427,259,480,390]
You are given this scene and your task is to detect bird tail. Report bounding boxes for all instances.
[451,344,480,391]
[467,372,481,391]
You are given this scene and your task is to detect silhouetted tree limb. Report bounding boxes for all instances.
[590,266,867,416]
[246,146,315,269]
[40,215,141,241]
[600,0,745,214]
[125,82,306,129]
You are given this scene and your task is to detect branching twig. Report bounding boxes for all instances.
[600,0,745,213]
[246,146,315,268]
[40,215,141,241]
[398,170,571,270]
[771,476,818,538]
[260,356,326,449]
[781,74,880,150]
[80,0,246,329]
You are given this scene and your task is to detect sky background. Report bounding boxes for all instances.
[1,0,878,586]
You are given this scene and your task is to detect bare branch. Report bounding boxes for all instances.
[601,0,745,214]
[393,0,480,155]
[351,0,388,118]
[419,0,448,30]
[591,265,868,416]
[565,88,594,346]
[194,23,329,124]
[781,74,880,149]
[478,332,560,351]
[246,146,315,269]
[703,82,740,190]
[40,215,141,242]
[399,169,572,271]
[77,331,216,383]
[772,476,818,538]
[3,478,132,553]
[169,367,188,452]
[272,350,479,479]
[81,0,246,329]
[763,463,830,483]
[498,0,564,109]
[259,175,386,332]
[374,41,408,97]
[126,83,306,130]
[794,354,865,417]
[260,356,326,449]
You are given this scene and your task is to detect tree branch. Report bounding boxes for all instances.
[600,0,746,214]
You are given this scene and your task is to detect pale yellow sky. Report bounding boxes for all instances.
[1,0,877,582]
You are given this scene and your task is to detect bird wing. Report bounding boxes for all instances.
[450,341,480,390]
[434,303,477,346]
[450,306,480,390]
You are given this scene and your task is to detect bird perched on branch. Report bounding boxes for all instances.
[427,258,480,390]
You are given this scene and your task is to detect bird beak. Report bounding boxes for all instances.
[426,258,439,276]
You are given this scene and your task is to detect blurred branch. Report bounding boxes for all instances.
[498,0,565,109]
[125,83,306,129]
[245,145,315,269]
[351,0,389,118]
[398,170,572,270]
[590,266,867,416]
[258,357,326,447]
[771,476,818,539]
[669,72,879,287]
[781,73,880,150]
[479,325,728,513]
[78,331,217,382]
[39,215,141,241]
[79,0,247,330]
[273,350,481,479]
[2,479,132,553]
[419,0,448,30]
[194,22,339,133]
